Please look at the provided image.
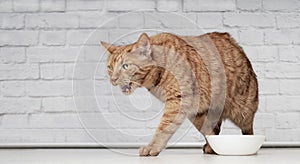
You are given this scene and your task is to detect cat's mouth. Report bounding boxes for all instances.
[121,82,134,95]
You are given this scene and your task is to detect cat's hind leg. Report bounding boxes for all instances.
[230,110,255,135]
[240,115,254,135]
[202,121,222,154]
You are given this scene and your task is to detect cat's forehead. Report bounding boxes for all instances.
[107,45,136,64]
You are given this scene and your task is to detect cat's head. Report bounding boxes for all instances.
[101,33,155,95]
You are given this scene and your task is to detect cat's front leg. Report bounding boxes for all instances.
[139,99,186,156]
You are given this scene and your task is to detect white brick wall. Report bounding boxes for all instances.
[0,0,299,145]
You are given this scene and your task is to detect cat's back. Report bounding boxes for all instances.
[179,31,258,108]
[204,32,257,83]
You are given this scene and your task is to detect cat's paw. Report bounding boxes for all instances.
[203,143,216,154]
[139,145,161,156]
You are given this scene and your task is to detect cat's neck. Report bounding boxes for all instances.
[142,66,164,89]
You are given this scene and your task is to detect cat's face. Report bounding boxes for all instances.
[101,33,155,95]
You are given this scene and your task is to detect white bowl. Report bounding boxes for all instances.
[206,135,265,156]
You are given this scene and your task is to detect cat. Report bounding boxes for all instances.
[101,32,258,156]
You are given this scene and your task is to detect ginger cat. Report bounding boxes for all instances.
[101,32,258,156]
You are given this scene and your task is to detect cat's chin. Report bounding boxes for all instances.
[120,82,135,95]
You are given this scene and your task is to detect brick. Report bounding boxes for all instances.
[119,114,146,128]
[29,113,82,128]
[256,46,278,62]
[107,0,155,11]
[280,80,300,95]
[264,30,300,45]
[40,63,65,80]
[0,0,13,12]
[0,30,38,46]
[259,79,279,95]
[265,63,300,78]
[0,14,24,29]
[78,113,120,128]
[69,96,102,112]
[239,30,264,45]
[275,113,300,128]
[266,129,300,141]
[279,46,300,62]
[144,13,197,29]
[64,129,95,142]
[109,93,162,112]
[118,13,143,28]
[81,46,104,62]
[1,81,26,97]
[170,126,202,142]
[73,79,111,97]
[94,80,114,96]
[42,97,64,112]
[27,81,73,97]
[13,0,39,12]
[251,63,265,79]
[157,0,179,12]
[242,46,277,62]
[79,12,117,29]
[97,98,115,112]
[26,47,79,63]
[224,13,275,28]
[98,129,141,142]
[277,14,300,28]
[94,62,107,80]
[65,62,97,80]
[122,111,162,128]
[174,29,202,36]
[237,0,262,11]
[183,0,235,11]
[263,0,300,11]
[264,31,288,45]
[0,98,41,113]
[0,47,25,64]
[42,97,75,112]
[66,61,106,80]
[67,30,109,45]
[26,13,79,29]
[65,97,76,111]
[197,13,223,28]
[39,31,65,46]
[258,95,266,111]
[40,0,65,12]
[1,114,28,128]
[109,29,137,44]
[0,129,90,142]
[64,63,75,80]
[266,95,300,111]
[242,46,258,62]
[66,0,103,11]
[0,64,39,80]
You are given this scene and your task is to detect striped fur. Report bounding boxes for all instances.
[101,32,258,156]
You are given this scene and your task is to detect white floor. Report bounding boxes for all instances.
[0,148,299,164]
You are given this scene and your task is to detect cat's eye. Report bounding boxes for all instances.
[122,64,129,70]
[107,65,113,71]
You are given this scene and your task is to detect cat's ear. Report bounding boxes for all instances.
[100,41,117,54]
[136,33,151,56]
